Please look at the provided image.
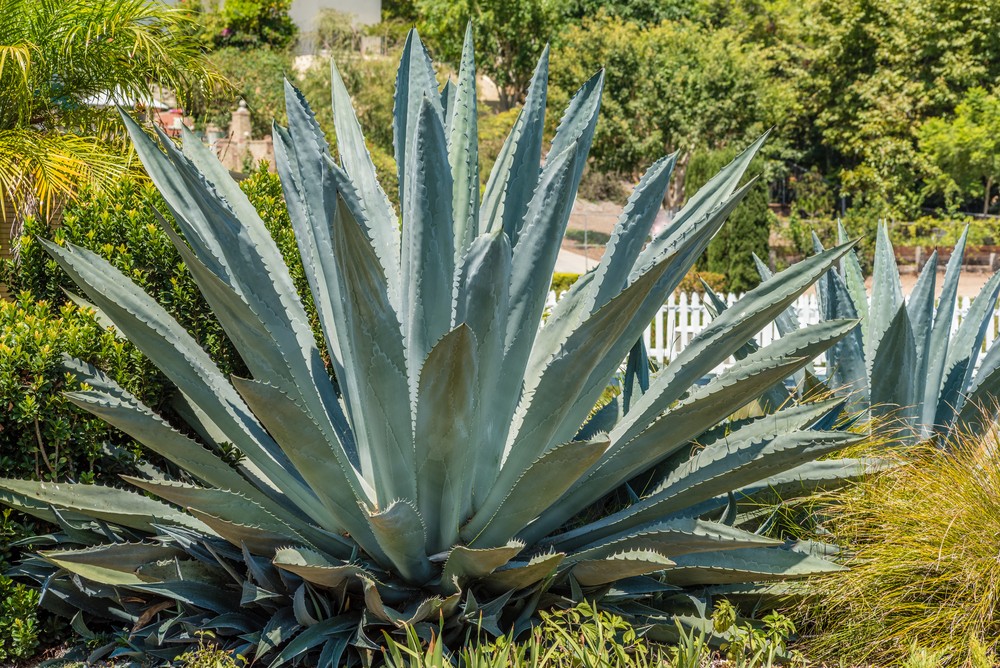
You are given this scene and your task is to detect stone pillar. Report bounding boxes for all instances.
[205,123,223,148]
[230,99,252,146]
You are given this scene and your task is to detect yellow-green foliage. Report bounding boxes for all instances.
[712,600,802,668]
[176,632,243,668]
[382,603,672,668]
[676,271,727,295]
[550,272,580,295]
[805,431,1000,665]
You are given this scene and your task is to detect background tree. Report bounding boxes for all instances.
[919,87,1000,215]
[0,0,223,225]
[687,147,773,293]
[416,0,559,109]
[188,0,296,49]
[548,12,782,208]
[794,0,1000,218]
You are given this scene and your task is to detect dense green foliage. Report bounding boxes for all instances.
[547,12,779,200]
[191,47,293,137]
[687,149,773,293]
[404,0,1000,221]
[0,575,39,663]
[185,0,296,49]
[797,0,1000,216]
[0,297,147,483]
[919,87,1000,214]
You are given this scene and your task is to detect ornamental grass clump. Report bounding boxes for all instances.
[1,28,873,664]
[804,425,1000,665]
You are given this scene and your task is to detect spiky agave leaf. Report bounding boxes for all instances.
[4,28,868,664]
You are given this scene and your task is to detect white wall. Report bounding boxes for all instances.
[291,0,381,30]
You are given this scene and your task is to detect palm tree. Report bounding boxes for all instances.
[0,0,224,234]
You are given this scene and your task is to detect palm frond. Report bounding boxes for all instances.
[0,128,130,221]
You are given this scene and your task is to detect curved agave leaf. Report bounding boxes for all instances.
[866,223,904,376]
[0,479,213,535]
[663,546,845,586]
[393,29,443,206]
[39,543,185,586]
[482,552,565,593]
[402,97,455,401]
[869,304,918,437]
[572,550,675,587]
[465,436,610,548]
[920,226,969,428]
[448,23,480,258]
[481,45,548,239]
[414,325,478,552]
[272,548,368,589]
[441,542,523,594]
[563,518,780,564]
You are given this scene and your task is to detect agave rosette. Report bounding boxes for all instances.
[757,223,1000,441]
[2,29,872,663]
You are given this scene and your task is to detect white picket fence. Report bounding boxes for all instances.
[546,290,1000,376]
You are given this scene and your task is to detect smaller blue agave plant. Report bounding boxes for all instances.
[756,222,1000,441]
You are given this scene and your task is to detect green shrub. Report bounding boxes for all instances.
[803,432,1000,665]
[712,600,802,668]
[2,168,310,379]
[192,47,293,136]
[192,0,296,49]
[0,575,39,663]
[0,297,146,484]
[176,632,244,668]
[577,167,630,205]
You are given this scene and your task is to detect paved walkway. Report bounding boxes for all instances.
[555,248,593,274]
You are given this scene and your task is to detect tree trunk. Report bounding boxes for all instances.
[985,175,994,215]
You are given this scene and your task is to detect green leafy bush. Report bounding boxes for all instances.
[192,47,293,136]
[550,272,580,295]
[712,600,801,668]
[176,632,244,668]
[2,168,310,380]
[0,575,39,663]
[190,0,296,49]
[0,297,146,483]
